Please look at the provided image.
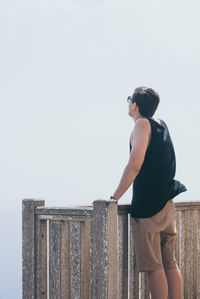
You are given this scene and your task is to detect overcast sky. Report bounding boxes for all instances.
[1,0,199,297]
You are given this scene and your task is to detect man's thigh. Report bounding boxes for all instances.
[131,200,178,272]
[131,217,163,272]
[161,213,178,270]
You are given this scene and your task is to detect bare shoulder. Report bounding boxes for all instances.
[131,118,151,144]
[135,118,151,129]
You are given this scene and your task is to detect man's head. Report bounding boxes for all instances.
[128,87,160,118]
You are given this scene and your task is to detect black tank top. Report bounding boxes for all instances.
[130,117,187,218]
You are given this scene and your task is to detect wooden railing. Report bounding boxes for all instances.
[22,199,200,299]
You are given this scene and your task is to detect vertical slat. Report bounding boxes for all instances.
[197,210,200,298]
[191,209,198,298]
[71,221,81,299]
[47,220,49,299]
[129,217,139,299]
[22,199,45,299]
[61,221,71,299]
[117,212,128,299]
[35,217,47,299]
[49,221,61,299]
[187,209,194,298]
[140,272,150,299]
[175,210,180,266]
[179,210,185,294]
[81,221,91,299]
[107,200,118,299]
[183,210,190,298]
[48,220,71,299]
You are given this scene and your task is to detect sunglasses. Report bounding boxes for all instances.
[127,96,135,103]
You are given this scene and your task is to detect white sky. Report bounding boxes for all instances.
[1,0,200,297]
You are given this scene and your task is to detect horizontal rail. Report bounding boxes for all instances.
[36,206,93,216]
[174,201,200,209]
[109,201,200,215]
[38,214,93,221]
[35,201,200,218]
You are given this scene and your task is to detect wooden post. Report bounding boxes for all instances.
[90,199,118,299]
[22,199,45,299]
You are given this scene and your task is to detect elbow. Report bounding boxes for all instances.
[127,163,141,174]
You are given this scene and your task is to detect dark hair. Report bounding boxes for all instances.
[132,87,160,117]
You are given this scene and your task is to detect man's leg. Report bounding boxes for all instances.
[147,268,168,299]
[164,265,183,299]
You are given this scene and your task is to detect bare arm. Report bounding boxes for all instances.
[112,118,151,201]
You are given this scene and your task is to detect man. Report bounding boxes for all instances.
[110,87,187,299]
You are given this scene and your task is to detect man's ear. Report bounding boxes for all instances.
[134,102,138,111]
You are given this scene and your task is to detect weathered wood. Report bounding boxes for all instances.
[184,208,198,299]
[140,272,150,299]
[117,212,128,299]
[183,210,190,298]
[90,199,118,299]
[129,216,139,299]
[188,209,194,298]
[175,210,180,266]
[38,214,93,221]
[117,204,131,213]
[107,200,118,299]
[80,221,91,299]
[22,199,200,299]
[70,221,82,299]
[48,219,90,299]
[36,206,93,216]
[60,221,71,299]
[49,221,62,299]
[48,220,72,299]
[35,217,47,299]
[197,209,200,298]
[192,210,198,299]
[22,199,45,299]
[179,209,185,295]
[175,206,200,299]
[175,201,200,209]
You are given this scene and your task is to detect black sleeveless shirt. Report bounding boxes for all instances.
[130,117,187,218]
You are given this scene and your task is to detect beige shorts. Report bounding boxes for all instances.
[131,199,178,272]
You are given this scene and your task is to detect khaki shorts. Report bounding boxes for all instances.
[131,199,178,272]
